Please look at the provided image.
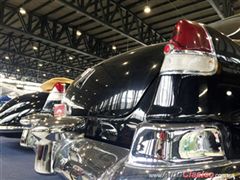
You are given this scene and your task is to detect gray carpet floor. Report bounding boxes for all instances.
[0,136,65,180]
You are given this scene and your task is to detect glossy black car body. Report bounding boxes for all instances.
[66,26,240,151]
[0,92,49,133]
[34,18,240,179]
[66,44,163,148]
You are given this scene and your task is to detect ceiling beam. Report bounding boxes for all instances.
[0,33,84,75]
[56,0,165,46]
[0,61,57,83]
[207,0,225,19]
[0,33,85,78]
[29,0,54,13]
[0,3,117,61]
[0,49,77,78]
[207,0,234,19]
[0,59,60,77]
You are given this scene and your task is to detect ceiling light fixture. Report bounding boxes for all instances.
[5,56,9,60]
[226,90,232,96]
[69,56,73,60]
[144,5,151,14]
[33,46,38,50]
[76,30,82,36]
[19,7,27,15]
[112,45,117,50]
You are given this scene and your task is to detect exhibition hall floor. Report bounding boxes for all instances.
[0,136,64,180]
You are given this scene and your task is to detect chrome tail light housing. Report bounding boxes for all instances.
[161,19,218,76]
[127,123,226,167]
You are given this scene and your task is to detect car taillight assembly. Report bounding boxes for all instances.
[127,123,225,167]
[53,104,67,118]
[163,43,174,54]
[42,83,66,113]
[170,20,212,52]
[161,19,218,75]
[54,83,65,93]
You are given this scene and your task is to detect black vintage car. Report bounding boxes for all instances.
[34,19,240,179]
[0,78,72,134]
[0,91,49,133]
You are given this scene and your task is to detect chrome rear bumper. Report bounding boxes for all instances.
[34,137,240,180]
[33,121,240,179]
[20,126,83,150]
[34,137,129,178]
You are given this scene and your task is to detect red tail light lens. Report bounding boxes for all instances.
[163,44,174,54]
[54,83,64,93]
[53,104,67,118]
[159,131,167,141]
[169,19,212,52]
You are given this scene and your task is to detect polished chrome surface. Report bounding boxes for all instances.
[35,139,57,174]
[35,139,76,174]
[127,123,225,167]
[19,113,52,126]
[35,138,82,174]
[20,113,53,148]
[20,115,85,149]
[20,129,35,148]
[160,50,218,76]
[35,133,240,180]
[53,138,129,179]
[32,123,235,179]
[0,125,27,132]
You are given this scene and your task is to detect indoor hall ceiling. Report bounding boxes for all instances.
[0,0,239,82]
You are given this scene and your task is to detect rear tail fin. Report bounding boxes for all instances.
[161,19,218,76]
[42,83,66,113]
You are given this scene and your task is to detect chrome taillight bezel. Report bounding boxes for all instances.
[160,20,219,76]
[160,50,218,76]
[127,123,226,167]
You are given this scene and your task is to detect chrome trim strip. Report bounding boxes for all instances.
[160,51,218,76]
[0,125,26,132]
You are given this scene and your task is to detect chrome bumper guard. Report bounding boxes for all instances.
[34,138,129,178]
[35,139,57,174]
